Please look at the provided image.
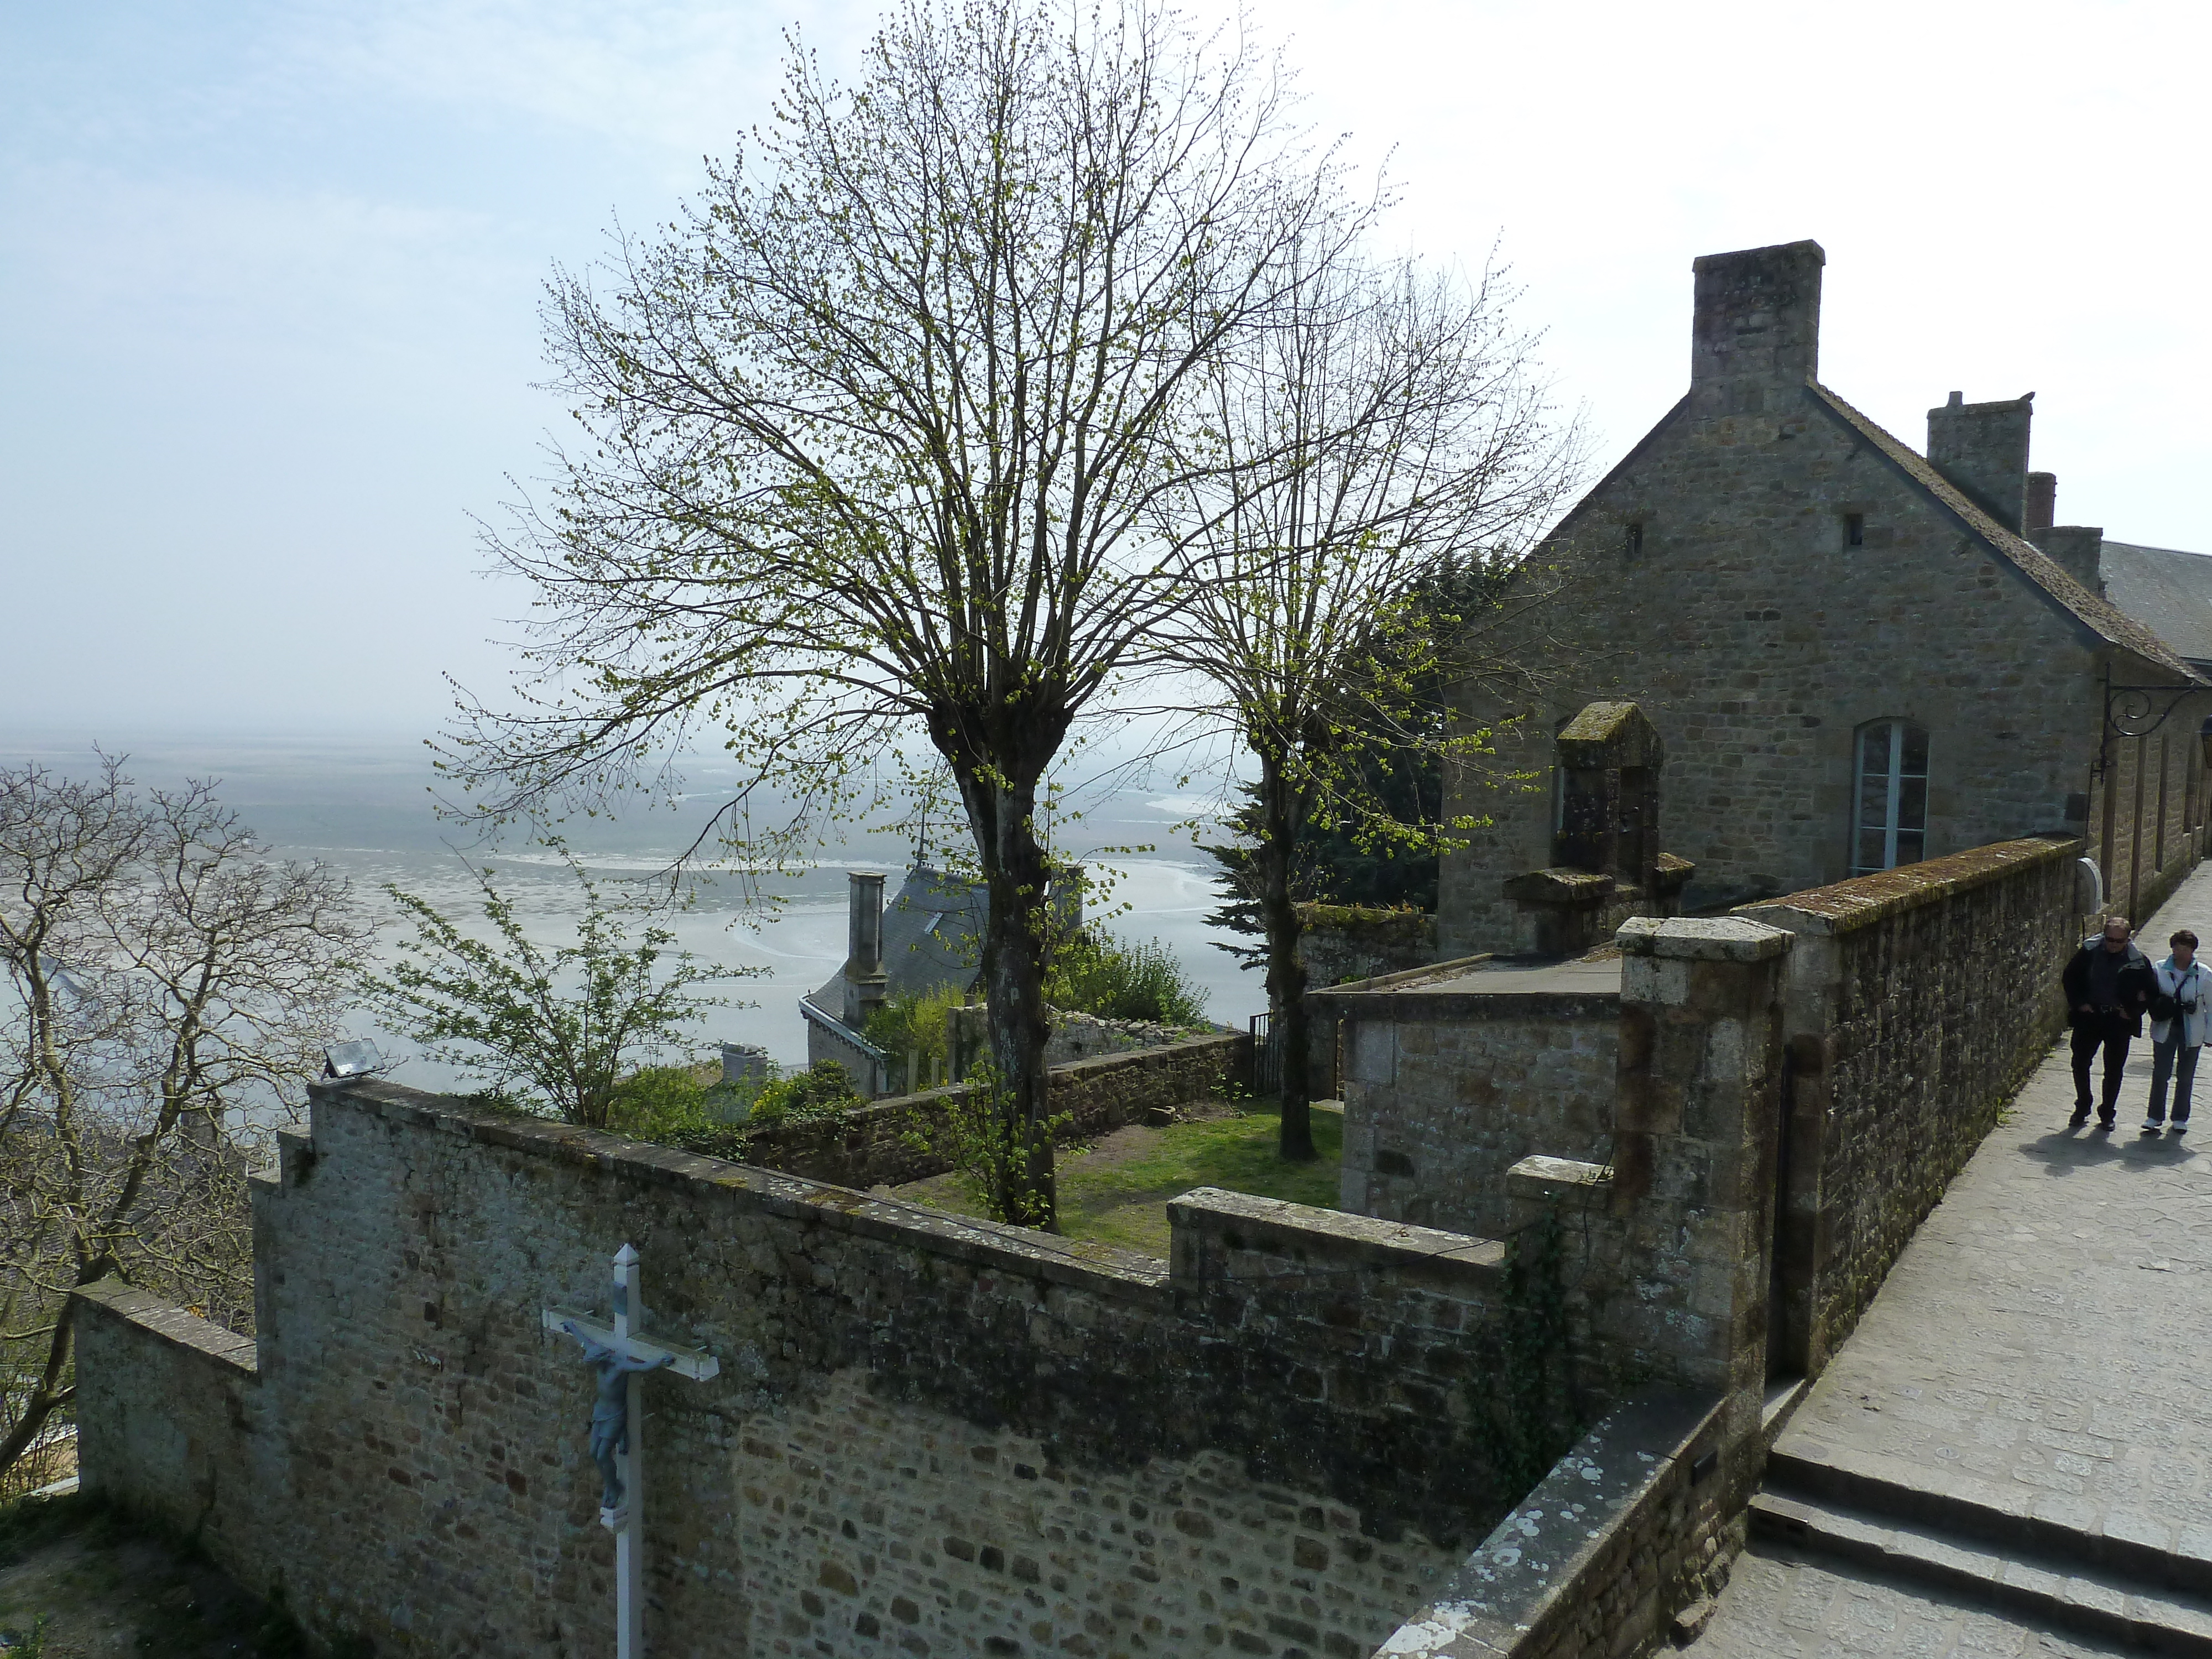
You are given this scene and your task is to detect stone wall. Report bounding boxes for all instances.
[72,1281,263,1559]
[1739,833,2083,1373]
[75,1080,1532,1658]
[743,1032,1247,1191]
[1316,962,1618,1241]
[737,1373,1445,1659]
[1367,1391,1733,1659]
[1298,909,1438,991]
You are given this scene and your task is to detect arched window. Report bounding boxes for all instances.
[1853,719,1929,874]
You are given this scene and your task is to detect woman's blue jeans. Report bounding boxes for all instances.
[2150,1034,2200,1124]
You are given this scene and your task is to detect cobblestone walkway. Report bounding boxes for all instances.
[1691,863,2212,1654]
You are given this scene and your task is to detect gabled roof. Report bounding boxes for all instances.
[811,863,985,1009]
[1806,385,2203,684]
[2098,541,2212,670]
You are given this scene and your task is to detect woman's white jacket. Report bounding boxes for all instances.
[2152,958,2210,1048]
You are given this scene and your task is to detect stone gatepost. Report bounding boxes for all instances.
[1605,916,1791,1428]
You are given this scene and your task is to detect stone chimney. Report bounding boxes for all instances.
[2025,471,2057,535]
[2035,525,2106,597]
[1926,390,2033,534]
[1689,239,1825,413]
[843,870,888,1029]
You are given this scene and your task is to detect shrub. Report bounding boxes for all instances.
[608,1065,712,1140]
[863,984,969,1092]
[1048,928,1208,1026]
[747,1060,865,1128]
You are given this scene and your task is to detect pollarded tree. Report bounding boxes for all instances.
[1164,253,1582,1160]
[0,758,363,1488]
[442,0,1364,1227]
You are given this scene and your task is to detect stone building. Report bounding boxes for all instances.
[1441,239,2212,957]
[800,863,986,1092]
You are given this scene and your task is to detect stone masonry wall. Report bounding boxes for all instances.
[1368,1391,1733,1659]
[1298,911,1438,992]
[1740,834,2081,1374]
[1321,973,1617,1241]
[72,1281,263,1558]
[745,1033,1246,1191]
[1436,375,2204,958]
[739,1372,1440,1659]
[75,1082,1524,1659]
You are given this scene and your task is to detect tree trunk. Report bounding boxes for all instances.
[956,757,1059,1230]
[0,1299,76,1486]
[1257,751,1316,1163]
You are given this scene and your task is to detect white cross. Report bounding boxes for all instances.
[544,1243,718,1658]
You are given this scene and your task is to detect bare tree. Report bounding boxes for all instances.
[441,0,1364,1227]
[1163,253,1582,1160]
[0,758,363,1486]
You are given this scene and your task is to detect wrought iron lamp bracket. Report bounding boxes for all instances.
[2105,684,2201,741]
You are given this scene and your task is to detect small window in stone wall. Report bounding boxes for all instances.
[1853,719,1929,874]
[1624,521,1644,561]
[1844,513,1865,549]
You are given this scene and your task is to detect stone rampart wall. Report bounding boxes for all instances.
[1739,833,2082,1373]
[75,1079,1516,1659]
[744,1032,1246,1190]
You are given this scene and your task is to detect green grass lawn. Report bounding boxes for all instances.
[896,1102,1342,1258]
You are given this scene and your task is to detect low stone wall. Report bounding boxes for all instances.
[75,1079,1525,1659]
[1300,907,1438,990]
[72,1281,262,1555]
[1314,962,1618,1240]
[1369,1390,1731,1659]
[745,1031,1246,1191]
[1739,833,2081,1373]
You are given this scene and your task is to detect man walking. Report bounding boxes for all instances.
[2062,915,2156,1129]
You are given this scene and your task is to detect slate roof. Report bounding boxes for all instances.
[1804,385,2203,685]
[811,863,986,1009]
[2097,542,2212,670]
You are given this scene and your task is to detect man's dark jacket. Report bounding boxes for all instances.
[2062,937,2157,1035]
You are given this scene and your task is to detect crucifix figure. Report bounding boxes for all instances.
[544,1243,718,1658]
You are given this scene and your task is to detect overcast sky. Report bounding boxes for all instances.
[4,0,2206,739]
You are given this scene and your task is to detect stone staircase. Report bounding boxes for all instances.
[1748,1442,2212,1655]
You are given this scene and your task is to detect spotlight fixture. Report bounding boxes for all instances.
[322,1040,384,1081]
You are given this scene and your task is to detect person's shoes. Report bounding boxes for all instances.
[2096,1117,2116,1131]
[2144,1118,2165,1134]
[2070,1109,2091,1126]
[2174,1120,2191,1134]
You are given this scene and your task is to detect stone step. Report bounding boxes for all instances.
[1765,1441,2212,1602]
[1751,1488,2212,1656]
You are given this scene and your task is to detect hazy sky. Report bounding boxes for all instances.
[5,0,2206,738]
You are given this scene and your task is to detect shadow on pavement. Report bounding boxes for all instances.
[2017,1124,2200,1175]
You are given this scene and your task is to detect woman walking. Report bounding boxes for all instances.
[2145,928,2208,1134]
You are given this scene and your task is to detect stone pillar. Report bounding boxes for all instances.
[2025,470,2057,534]
[1607,916,1791,1420]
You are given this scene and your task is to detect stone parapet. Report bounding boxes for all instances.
[1738,834,2081,1373]
[76,1074,1544,1658]
[1369,1389,1730,1659]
